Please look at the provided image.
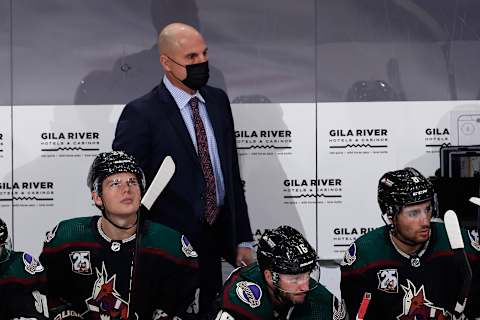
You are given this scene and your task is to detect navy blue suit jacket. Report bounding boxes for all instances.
[113,82,252,264]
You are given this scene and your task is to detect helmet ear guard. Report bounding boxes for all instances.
[378,167,437,226]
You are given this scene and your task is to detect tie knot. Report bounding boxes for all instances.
[189,97,199,109]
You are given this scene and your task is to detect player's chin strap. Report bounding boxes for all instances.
[270,272,294,307]
[102,209,138,230]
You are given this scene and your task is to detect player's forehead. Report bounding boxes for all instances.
[103,172,137,182]
[400,200,432,213]
[279,271,310,280]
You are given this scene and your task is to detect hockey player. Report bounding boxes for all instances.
[40,151,200,320]
[341,167,480,319]
[211,225,346,320]
[0,217,49,319]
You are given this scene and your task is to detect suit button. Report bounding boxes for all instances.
[200,194,204,200]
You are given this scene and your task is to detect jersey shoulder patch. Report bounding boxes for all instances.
[341,243,357,266]
[44,223,59,243]
[236,281,262,308]
[23,252,44,275]
[181,234,198,258]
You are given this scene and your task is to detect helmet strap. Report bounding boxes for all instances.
[381,213,394,228]
[272,271,279,286]
[271,275,292,308]
[101,208,138,230]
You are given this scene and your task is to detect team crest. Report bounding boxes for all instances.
[236,281,262,308]
[468,229,480,251]
[377,269,398,293]
[69,251,92,275]
[397,279,449,320]
[333,297,346,320]
[341,243,356,266]
[85,262,130,320]
[23,253,44,275]
[44,224,59,243]
[181,235,198,258]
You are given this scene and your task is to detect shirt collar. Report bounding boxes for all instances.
[163,75,205,110]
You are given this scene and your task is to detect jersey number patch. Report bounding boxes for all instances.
[69,251,92,275]
[377,269,398,293]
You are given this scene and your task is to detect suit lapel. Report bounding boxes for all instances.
[156,83,199,164]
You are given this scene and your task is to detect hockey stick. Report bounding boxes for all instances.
[141,156,176,210]
[356,292,371,320]
[444,210,472,315]
[128,156,176,318]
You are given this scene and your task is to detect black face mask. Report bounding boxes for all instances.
[168,57,209,90]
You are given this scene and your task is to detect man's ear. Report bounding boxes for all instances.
[159,54,170,71]
[264,269,273,286]
[92,191,103,207]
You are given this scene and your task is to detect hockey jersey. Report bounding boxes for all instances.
[40,216,200,320]
[341,222,480,319]
[211,263,346,320]
[0,250,49,320]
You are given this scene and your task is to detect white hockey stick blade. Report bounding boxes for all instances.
[444,210,465,250]
[141,156,175,210]
[469,197,480,207]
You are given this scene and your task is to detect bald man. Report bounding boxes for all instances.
[113,23,254,315]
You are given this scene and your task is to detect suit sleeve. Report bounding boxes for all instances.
[223,93,253,245]
[113,102,152,172]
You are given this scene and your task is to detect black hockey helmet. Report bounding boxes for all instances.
[0,218,11,263]
[87,151,146,194]
[257,225,318,275]
[378,167,436,224]
[0,218,7,246]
